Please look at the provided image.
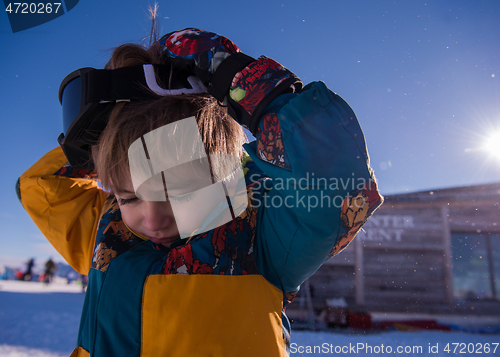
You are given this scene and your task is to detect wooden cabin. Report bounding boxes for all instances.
[288,182,500,326]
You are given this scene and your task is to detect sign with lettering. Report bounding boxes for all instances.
[360,215,415,242]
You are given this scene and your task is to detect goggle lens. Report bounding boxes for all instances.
[61,76,82,134]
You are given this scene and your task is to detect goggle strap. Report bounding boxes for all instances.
[86,64,202,103]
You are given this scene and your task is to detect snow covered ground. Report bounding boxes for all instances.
[1,280,499,357]
[0,280,83,357]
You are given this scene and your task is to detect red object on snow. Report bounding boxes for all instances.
[348,310,372,329]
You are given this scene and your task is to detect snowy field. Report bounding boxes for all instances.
[1,280,499,357]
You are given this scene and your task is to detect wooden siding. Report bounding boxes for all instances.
[363,249,447,305]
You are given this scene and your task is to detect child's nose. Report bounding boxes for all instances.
[142,201,175,232]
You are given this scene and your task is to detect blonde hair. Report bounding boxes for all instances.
[92,43,245,193]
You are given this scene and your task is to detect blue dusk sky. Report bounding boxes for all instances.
[1,0,499,264]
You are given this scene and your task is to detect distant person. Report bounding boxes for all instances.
[80,274,88,293]
[17,19,383,356]
[21,258,35,281]
[66,270,77,284]
[43,258,57,284]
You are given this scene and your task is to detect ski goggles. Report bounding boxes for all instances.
[57,64,207,169]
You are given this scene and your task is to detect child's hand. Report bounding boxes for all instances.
[154,28,242,86]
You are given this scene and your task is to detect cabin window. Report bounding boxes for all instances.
[451,232,500,300]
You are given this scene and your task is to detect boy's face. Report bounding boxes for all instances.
[114,173,181,248]
[116,117,245,246]
[114,169,234,248]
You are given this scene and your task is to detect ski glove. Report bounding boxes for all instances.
[156,28,302,135]
[155,28,243,86]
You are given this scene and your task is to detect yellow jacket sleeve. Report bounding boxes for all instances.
[18,147,109,274]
